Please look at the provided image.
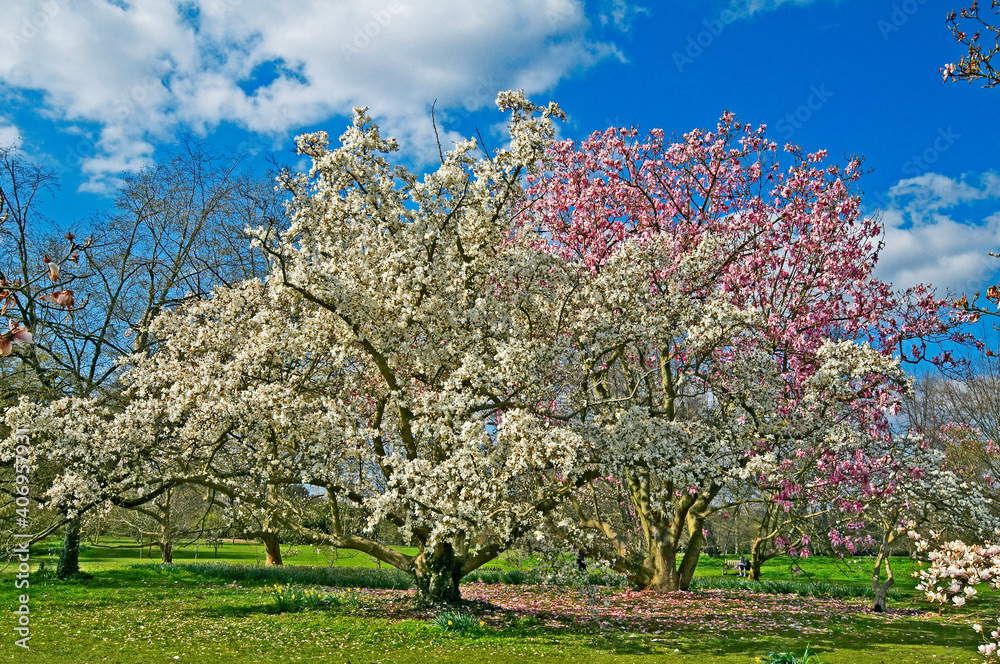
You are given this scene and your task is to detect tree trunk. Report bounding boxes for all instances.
[635,486,718,592]
[675,487,717,590]
[677,529,706,590]
[261,532,283,566]
[749,538,765,581]
[159,517,174,563]
[870,536,895,613]
[645,545,681,591]
[413,542,463,606]
[57,516,82,578]
[159,539,174,564]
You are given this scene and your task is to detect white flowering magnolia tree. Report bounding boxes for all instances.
[5,93,605,604]
[914,530,1000,658]
[0,141,281,575]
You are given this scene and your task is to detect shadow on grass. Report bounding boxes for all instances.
[500,624,982,662]
[198,602,291,618]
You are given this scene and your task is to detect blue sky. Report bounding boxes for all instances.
[1,0,998,297]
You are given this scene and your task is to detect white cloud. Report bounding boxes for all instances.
[888,172,1000,214]
[729,0,827,18]
[0,117,21,147]
[0,0,622,192]
[875,172,1000,295]
[598,0,650,34]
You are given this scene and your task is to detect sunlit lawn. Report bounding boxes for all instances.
[28,537,522,571]
[0,541,988,663]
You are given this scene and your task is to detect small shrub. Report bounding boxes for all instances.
[503,569,527,585]
[758,644,823,663]
[464,569,505,584]
[432,611,481,633]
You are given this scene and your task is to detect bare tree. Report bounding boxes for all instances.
[0,138,282,575]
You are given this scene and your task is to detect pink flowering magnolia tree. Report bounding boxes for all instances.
[719,463,827,583]
[812,433,995,611]
[733,417,998,610]
[522,115,977,592]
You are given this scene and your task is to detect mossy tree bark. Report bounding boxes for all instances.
[57,516,82,578]
[413,542,463,606]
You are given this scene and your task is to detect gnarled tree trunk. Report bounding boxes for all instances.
[645,538,681,591]
[870,532,896,613]
[626,479,718,592]
[413,542,463,606]
[159,539,174,564]
[677,506,709,589]
[57,516,82,578]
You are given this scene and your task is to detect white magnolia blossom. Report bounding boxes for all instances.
[915,533,1000,658]
[2,92,589,600]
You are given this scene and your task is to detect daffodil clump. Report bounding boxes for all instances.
[432,611,481,634]
[269,584,335,613]
[755,645,823,664]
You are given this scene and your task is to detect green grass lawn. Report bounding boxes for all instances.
[35,537,923,586]
[0,542,989,663]
[29,538,525,571]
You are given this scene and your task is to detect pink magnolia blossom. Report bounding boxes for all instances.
[39,289,75,309]
[43,255,59,281]
[0,321,32,356]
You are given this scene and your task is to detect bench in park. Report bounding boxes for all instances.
[722,559,742,575]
